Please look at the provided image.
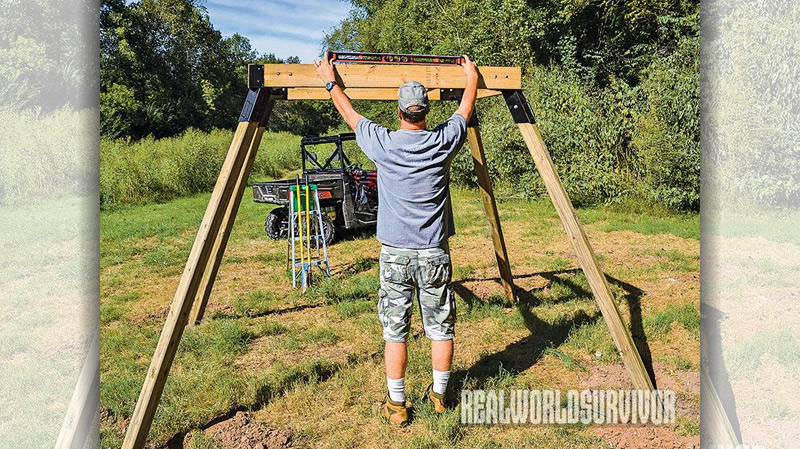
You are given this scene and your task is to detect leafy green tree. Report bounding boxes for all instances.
[324,0,700,210]
[101,0,339,139]
[0,0,97,110]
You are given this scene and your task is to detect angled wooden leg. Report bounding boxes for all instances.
[504,90,654,391]
[122,89,277,449]
[702,366,741,446]
[188,127,265,325]
[466,122,516,303]
[54,329,99,449]
[189,95,276,325]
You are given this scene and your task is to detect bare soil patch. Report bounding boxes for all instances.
[581,362,699,449]
[201,411,292,449]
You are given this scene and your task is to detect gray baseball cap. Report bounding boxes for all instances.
[398,81,429,114]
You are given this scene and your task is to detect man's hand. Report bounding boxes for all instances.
[455,54,479,124]
[313,51,337,84]
[313,51,363,131]
[461,54,478,81]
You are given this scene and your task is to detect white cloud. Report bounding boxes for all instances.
[204,0,351,62]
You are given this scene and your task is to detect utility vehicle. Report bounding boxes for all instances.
[252,133,377,245]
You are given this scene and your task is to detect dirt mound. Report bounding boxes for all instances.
[130,306,168,325]
[592,425,698,449]
[581,363,700,448]
[203,412,292,449]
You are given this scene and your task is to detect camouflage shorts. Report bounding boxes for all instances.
[378,243,456,342]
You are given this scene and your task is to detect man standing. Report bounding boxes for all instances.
[313,53,479,426]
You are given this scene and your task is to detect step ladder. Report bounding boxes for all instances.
[288,177,331,291]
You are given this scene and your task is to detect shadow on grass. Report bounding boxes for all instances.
[332,256,378,277]
[449,268,656,404]
[212,302,326,321]
[165,359,345,448]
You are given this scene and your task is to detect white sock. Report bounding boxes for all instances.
[387,376,405,403]
[432,369,450,395]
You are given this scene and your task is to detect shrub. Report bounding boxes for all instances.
[631,36,700,211]
[0,107,97,205]
[100,127,300,209]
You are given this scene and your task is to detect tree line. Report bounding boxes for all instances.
[100,0,338,139]
[100,0,700,211]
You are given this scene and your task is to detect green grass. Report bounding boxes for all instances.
[644,302,700,340]
[544,347,589,372]
[498,196,699,240]
[567,320,620,364]
[726,329,800,377]
[99,187,699,448]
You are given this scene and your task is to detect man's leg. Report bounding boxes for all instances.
[378,247,414,405]
[431,339,453,395]
[385,341,407,402]
[418,246,456,404]
[385,341,408,378]
[431,339,453,394]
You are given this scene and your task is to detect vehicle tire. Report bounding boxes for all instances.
[264,207,288,240]
[320,213,335,245]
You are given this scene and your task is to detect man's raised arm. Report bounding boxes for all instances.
[314,52,364,131]
[455,55,479,124]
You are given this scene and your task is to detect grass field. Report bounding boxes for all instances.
[99,187,699,448]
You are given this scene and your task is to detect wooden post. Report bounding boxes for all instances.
[122,89,276,449]
[701,366,741,446]
[189,97,275,325]
[504,90,654,391]
[54,330,99,449]
[465,123,516,303]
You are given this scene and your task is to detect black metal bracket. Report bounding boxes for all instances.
[248,64,265,88]
[440,88,464,101]
[239,87,287,126]
[502,90,535,124]
[441,88,479,127]
[467,110,479,127]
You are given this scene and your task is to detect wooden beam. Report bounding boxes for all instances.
[54,330,99,449]
[189,126,267,325]
[701,366,741,446]
[466,124,516,304]
[516,122,655,392]
[254,64,521,90]
[286,87,502,101]
[122,121,259,449]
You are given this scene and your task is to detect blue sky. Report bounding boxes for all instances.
[202,0,352,63]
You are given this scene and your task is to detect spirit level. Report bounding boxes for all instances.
[329,51,465,65]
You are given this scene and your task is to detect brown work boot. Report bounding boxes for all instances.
[426,383,447,413]
[381,394,410,426]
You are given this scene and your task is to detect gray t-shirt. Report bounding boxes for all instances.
[355,114,467,249]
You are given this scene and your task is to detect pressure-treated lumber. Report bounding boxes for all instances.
[516,122,654,391]
[189,126,267,325]
[701,366,741,446]
[254,64,521,90]
[54,330,99,449]
[466,125,516,303]
[286,87,502,101]
[122,121,259,449]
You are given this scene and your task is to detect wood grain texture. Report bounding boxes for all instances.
[466,125,516,303]
[286,87,502,100]
[122,121,260,449]
[189,126,266,325]
[517,122,654,391]
[701,366,741,446]
[258,64,521,90]
[54,330,99,449]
